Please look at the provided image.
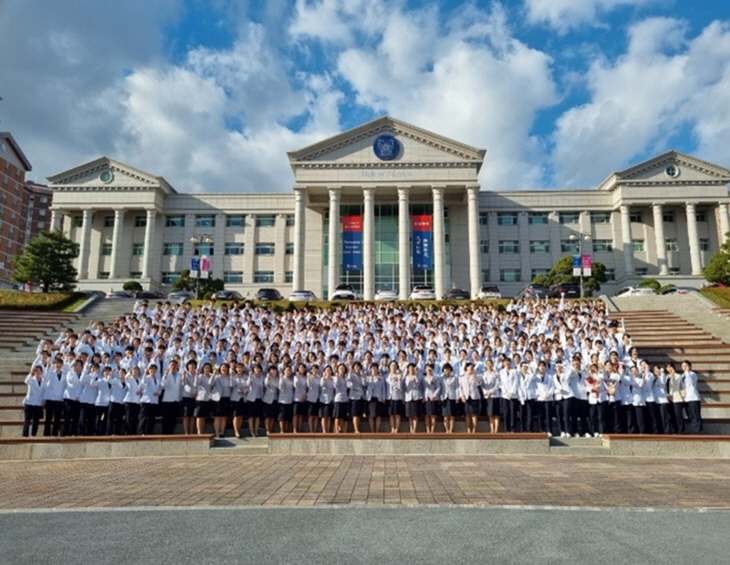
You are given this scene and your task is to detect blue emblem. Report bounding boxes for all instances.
[373,134,401,161]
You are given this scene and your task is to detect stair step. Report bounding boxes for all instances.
[549,445,611,456]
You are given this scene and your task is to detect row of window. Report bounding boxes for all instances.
[100,242,295,256]
[481,268,621,283]
[74,214,295,229]
[156,271,292,284]
[478,237,712,255]
[478,210,708,226]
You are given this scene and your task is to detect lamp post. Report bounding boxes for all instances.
[569,232,592,298]
[190,234,213,299]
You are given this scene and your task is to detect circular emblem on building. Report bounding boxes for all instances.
[0,142,7,153]
[373,134,401,161]
[665,165,679,178]
[100,170,114,183]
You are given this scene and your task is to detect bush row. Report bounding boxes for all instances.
[0,290,88,311]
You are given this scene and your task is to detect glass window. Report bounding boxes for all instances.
[103,215,114,228]
[73,216,83,228]
[665,238,679,252]
[528,212,549,225]
[498,240,519,254]
[166,215,185,228]
[223,271,243,283]
[531,268,550,279]
[668,267,680,275]
[559,212,580,224]
[592,239,613,252]
[130,271,142,279]
[256,215,276,227]
[605,268,616,281]
[161,271,180,284]
[285,243,294,255]
[224,243,244,255]
[500,269,521,282]
[478,212,488,226]
[480,240,489,254]
[497,212,518,226]
[226,215,245,227]
[255,243,276,255]
[193,243,214,256]
[132,243,145,256]
[529,240,550,253]
[629,211,642,223]
[101,243,113,256]
[99,272,110,280]
[481,269,490,282]
[285,271,293,283]
[635,267,648,276]
[163,243,184,256]
[632,239,645,252]
[286,215,295,227]
[196,215,215,228]
[699,238,710,251]
[590,212,611,224]
[663,210,675,223]
[561,239,577,253]
[134,215,147,228]
[254,271,274,283]
[696,211,707,223]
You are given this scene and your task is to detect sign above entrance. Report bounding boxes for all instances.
[373,134,401,161]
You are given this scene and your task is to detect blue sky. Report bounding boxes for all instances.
[1,0,729,193]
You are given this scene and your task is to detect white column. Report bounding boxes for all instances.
[432,186,445,299]
[653,203,668,275]
[718,202,730,244]
[327,187,341,299]
[620,205,634,276]
[141,209,157,281]
[686,202,702,276]
[363,187,375,300]
[467,185,481,298]
[77,209,93,280]
[50,209,62,232]
[109,209,125,280]
[213,213,226,280]
[292,188,306,291]
[398,186,410,300]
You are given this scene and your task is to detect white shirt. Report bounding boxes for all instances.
[24,374,44,406]
[43,367,66,402]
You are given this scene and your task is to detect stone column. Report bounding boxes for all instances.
[109,209,125,280]
[398,186,410,300]
[653,203,668,275]
[686,202,702,276]
[467,185,481,298]
[327,187,341,299]
[518,211,530,283]
[718,202,730,244]
[77,209,93,280]
[141,209,157,281]
[292,188,306,291]
[620,205,635,276]
[212,212,226,280]
[432,186,445,299]
[50,209,62,232]
[363,187,375,300]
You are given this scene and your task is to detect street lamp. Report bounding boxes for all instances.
[569,232,592,298]
[190,234,214,299]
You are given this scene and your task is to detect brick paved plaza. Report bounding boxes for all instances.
[2,454,728,510]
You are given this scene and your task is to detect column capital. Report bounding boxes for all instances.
[432,186,445,199]
[397,186,409,200]
[363,186,376,201]
[82,209,93,219]
[146,208,157,219]
[114,209,126,219]
[652,202,664,209]
[619,204,630,213]
[685,201,698,208]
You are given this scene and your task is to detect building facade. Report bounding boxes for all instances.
[47,117,730,298]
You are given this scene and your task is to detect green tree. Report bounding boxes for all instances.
[172,269,224,298]
[534,255,608,296]
[704,232,730,285]
[123,281,143,293]
[13,230,78,292]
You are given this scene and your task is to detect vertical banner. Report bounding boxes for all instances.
[572,255,581,276]
[412,215,433,270]
[582,254,592,277]
[342,215,363,271]
[200,256,210,279]
[190,257,200,279]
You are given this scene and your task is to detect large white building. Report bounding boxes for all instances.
[47,117,730,298]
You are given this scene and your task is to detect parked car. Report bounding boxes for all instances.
[212,290,244,301]
[443,288,471,300]
[409,285,436,300]
[661,286,697,295]
[374,288,398,301]
[331,284,356,300]
[167,290,195,302]
[134,290,164,300]
[548,283,581,298]
[515,284,549,299]
[477,284,501,300]
[105,290,132,299]
[614,286,656,297]
[255,288,283,301]
[288,290,317,301]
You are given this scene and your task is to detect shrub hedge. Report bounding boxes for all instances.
[0,290,88,311]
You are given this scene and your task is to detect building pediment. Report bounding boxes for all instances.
[606,151,730,187]
[47,157,175,193]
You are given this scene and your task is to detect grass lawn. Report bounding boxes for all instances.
[700,286,730,309]
[0,290,90,311]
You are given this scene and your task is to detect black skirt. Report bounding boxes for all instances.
[368,400,386,418]
[484,397,500,417]
[404,400,420,419]
[293,401,308,416]
[214,397,231,417]
[181,397,196,418]
[350,399,365,418]
[248,399,264,419]
[308,401,321,417]
[278,403,294,422]
[194,400,212,418]
[232,399,247,417]
[442,398,458,417]
[333,401,349,419]
[388,399,404,416]
[424,400,440,416]
[263,401,278,419]
[319,402,334,418]
[464,398,481,415]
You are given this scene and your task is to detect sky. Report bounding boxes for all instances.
[1,0,729,193]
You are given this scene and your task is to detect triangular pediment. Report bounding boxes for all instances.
[287,116,486,170]
[47,157,175,193]
[616,151,730,183]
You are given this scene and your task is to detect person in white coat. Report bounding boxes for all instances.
[123,365,143,435]
[160,358,183,435]
[681,360,702,434]
[22,365,45,437]
[138,364,162,435]
[62,359,85,436]
[42,357,66,436]
[107,367,126,435]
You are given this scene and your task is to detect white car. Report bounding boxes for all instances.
[614,286,656,297]
[331,284,356,300]
[374,288,398,301]
[288,290,317,301]
[477,284,502,300]
[409,285,436,300]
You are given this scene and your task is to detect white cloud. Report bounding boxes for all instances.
[524,0,655,33]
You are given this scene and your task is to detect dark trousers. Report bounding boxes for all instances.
[671,401,686,434]
[686,401,702,434]
[622,404,636,434]
[79,403,96,436]
[43,399,63,436]
[562,397,580,436]
[95,405,108,436]
[62,399,80,436]
[22,405,43,437]
[656,403,672,434]
[500,398,517,432]
[537,401,552,433]
[107,403,126,435]
[139,403,157,435]
[588,403,606,436]
[634,405,646,434]
[161,402,179,435]
[125,403,140,435]
[606,402,619,434]
[645,402,658,434]
[520,399,536,432]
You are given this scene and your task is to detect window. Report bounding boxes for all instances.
[166,215,185,228]
[635,267,648,276]
[256,215,276,227]
[285,243,294,255]
[531,268,550,279]
[699,238,710,251]
[605,268,616,281]
[668,267,680,275]
[103,215,114,228]
[254,271,274,283]
[130,271,142,279]
[497,212,518,226]
[559,212,580,225]
[663,210,675,223]
[161,271,180,284]
[132,243,145,256]
[629,211,643,223]
[73,216,83,228]
[500,269,521,282]
[478,212,488,226]
[528,212,549,225]
[696,211,707,223]
[592,239,613,252]
[163,243,184,256]
[286,215,295,227]
[223,271,243,283]
[101,243,113,256]
[561,239,577,253]
[480,240,489,254]
[134,215,147,228]
[224,243,244,255]
[193,243,214,256]
[99,272,110,280]
[590,212,611,224]
[481,269,490,282]
[665,238,679,252]
[632,239,645,252]
[255,243,275,255]
[499,240,519,254]
[285,271,293,283]
[226,215,246,227]
[529,240,550,253]
[196,214,215,228]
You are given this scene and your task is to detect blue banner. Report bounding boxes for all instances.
[412,215,433,270]
[342,216,363,271]
[190,257,200,278]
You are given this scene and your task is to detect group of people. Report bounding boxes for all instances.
[21,296,703,438]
